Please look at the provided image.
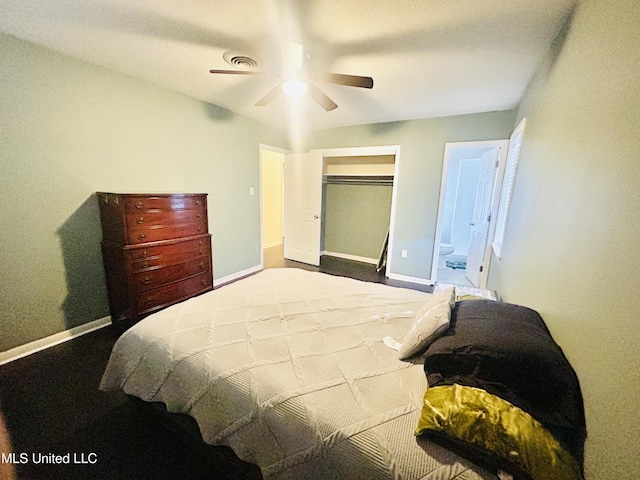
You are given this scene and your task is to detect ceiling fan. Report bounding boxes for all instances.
[209,41,373,111]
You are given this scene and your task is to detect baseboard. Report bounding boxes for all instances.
[0,316,112,366]
[0,267,266,367]
[214,265,263,288]
[321,251,378,265]
[386,272,434,286]
[263,240,283,249]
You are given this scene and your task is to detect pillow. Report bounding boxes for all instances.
[398,287,455,360]
[415,384,583,480]
[423,300,586,465]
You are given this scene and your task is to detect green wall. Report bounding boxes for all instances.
[309,111,516,280]
[486,1,640,478]
[0,33,283,352]
[323,182,392,260]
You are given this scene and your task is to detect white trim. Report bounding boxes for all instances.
[321,251,378,265]
[386,272,434,286]
[0,316,112,366]
[264,239,283,249]
[310,145,400,157]
[214,264,263,288]
[386,147,401,279]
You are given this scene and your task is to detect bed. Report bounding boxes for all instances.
[100,268,585,480]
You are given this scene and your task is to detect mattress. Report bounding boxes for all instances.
[100,268,497,479]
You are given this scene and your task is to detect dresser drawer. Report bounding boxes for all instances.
[126,236,210,261]
[134,255,210,291]
[123,195,206,212]
[125,210,206,230]
[136,272,213,315]
[127,222,207,244]
[130,248,209,272]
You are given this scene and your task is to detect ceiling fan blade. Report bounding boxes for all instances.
[311,72,374,89]
[209,69,265,76]
[307,83,338,111]
[255,83,283,106]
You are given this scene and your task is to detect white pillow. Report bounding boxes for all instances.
[398,287,455,360]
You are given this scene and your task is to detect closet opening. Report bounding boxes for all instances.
[321,154,396,273]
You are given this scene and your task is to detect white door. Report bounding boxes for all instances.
[283,152,323,265]
[465,148,500,286]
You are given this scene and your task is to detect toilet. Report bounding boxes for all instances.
[438,243,455,269]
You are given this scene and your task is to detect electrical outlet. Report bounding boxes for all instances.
[401,249,408,258]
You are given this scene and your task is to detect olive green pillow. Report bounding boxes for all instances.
[416,384,583,480]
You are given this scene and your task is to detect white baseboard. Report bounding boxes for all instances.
[386,272,434,286]
[0,266,267,367]
[214,265,263,288]
[0,316,112,367]
[321,251,378,265]
[263,240,283,249]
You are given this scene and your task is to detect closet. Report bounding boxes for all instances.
[321,155,395,265]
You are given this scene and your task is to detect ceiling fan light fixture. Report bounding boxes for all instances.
[281,79,308,98]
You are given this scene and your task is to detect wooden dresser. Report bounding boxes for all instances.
[97,192,213,324]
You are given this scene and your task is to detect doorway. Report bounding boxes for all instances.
[259,144,289,268]
[431,140,508,288]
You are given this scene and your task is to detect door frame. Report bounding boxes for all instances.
[310,145,401,277]
[430,139,508,288]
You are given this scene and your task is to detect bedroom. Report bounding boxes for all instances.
[0,1,638,479]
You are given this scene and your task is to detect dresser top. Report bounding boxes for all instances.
[97,192,207,197]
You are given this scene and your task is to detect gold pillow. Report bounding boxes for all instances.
[416,384,583,480]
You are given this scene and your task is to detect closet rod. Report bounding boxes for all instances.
[323,175,394,186]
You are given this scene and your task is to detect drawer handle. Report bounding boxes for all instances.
[138,233,146,240]
[196,200,202,206]
[198,241,204,246]
[137,217,144,224]
[141,261,150,268]
[196,213,202,219]
[200,279,208,286]
[141,249,148,257]
[145,297,154,304]
[142,276,151,285]
[199,261,206,269]
[136,201,144,209]
[197,226,203,232]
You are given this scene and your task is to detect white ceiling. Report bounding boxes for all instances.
[0,0,575,131]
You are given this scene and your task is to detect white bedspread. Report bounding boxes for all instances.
[100,268,496,480]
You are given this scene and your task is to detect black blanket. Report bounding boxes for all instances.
[423,300,586,464]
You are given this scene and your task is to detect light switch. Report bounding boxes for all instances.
[249,187,255,196]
